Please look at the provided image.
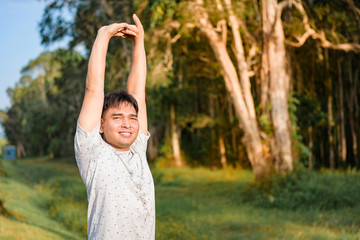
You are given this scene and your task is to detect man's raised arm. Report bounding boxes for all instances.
[78,23,134,132]
[126,14,148,135]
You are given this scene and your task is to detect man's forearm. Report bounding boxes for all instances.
[127,40,147,97]
[86,30,112,93]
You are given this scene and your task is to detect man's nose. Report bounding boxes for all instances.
[121,118,131,128]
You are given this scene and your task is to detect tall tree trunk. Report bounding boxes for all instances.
[262,0,293,172]
[219,132,228,169]
[194,0,270,180]
[260,1,270,114]
[16,140,26,158]
[228,95,239,163]
[209,93,218,163]
[148,126,158,162]
[353,66,359,167]
[324,49,335,169]
[308,126,314,170]
[170,104,183,167]
[320,137,325,166]
[337,59,347,162]
[347,57,358,167]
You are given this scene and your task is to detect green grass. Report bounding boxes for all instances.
[1,157,360,239]
[153,168,360,240]
[0,157,84,240]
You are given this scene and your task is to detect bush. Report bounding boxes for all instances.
[47,176,87,202]
[46,175,87,237]
[48,198,87,236]
[241,166,360,210]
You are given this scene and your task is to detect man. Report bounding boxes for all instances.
[74,14,155,240]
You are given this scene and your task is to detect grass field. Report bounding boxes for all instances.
[1,157,360,240]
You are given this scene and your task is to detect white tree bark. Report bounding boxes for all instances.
[219,133,228,169]
[262,0,293,172]
[170,104,183,167]
[194,0,270,179]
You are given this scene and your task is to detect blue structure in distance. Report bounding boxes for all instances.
[3,145,16,160]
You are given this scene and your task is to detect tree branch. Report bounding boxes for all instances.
[345,0,360,20]
[223,0,256,120]
[282,0,360,53]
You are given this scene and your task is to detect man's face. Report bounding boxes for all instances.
[100,103,139,151]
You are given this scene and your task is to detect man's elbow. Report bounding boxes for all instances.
[84,86,103,97]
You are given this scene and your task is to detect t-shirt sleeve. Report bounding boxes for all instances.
[130,131,150,153]
[74,122,101,182]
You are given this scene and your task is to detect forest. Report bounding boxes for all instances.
[1,0,360,239]
[1,0,360,178]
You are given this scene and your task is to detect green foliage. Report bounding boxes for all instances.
[295,93,327,130]
[40,0,137,91]
[181,128,213,166]
[146,0,177,27]
[242,165,360,211]
[283,0,360,45]
[258,113,273,137]
[0,138,8,156]
[289,92,327,166]
[309,1,360,43]
[155,142,175,168]
[288,92,311,163]
[3,49,86,157]
[178,113,215,130]
[282,4,307,39]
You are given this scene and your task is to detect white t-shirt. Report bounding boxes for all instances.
[74,123,155,240]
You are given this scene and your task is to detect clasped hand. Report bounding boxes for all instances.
[98,14,144,42]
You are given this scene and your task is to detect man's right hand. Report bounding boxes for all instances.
[97,23,137,40]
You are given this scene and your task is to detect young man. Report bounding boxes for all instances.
[74,14,155,240]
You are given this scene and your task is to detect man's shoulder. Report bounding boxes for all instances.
[74,122,102,156]
[130,130,150,153]
[76,122,101,137]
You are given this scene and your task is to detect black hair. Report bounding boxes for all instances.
[102,91,139,117]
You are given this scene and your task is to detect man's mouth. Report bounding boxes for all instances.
[119,132,132,137]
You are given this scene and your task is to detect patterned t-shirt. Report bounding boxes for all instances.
[74,123,155,240]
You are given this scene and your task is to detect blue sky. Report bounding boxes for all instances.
[0,0,71,137]
[0,0,70,111]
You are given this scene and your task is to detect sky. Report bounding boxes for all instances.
[0,0,70,137]
[0,0,70,111]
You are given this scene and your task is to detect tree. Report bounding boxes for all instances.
[145,0,360,179]
[3,49,85,157]
[35,0,360,176]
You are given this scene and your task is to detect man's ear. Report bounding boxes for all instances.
[100,118,104,133]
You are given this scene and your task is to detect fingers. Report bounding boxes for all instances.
[125,24,137,33]
[103,14,142,40]
[114,32,125,38]
[132,14,143,30]
[119,28,136,36]
[110,23,128,32]
[117,27,136,39]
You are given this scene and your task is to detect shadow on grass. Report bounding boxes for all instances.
[4,215,82,240]
[152,167,360,240]
[0,158,86,239]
